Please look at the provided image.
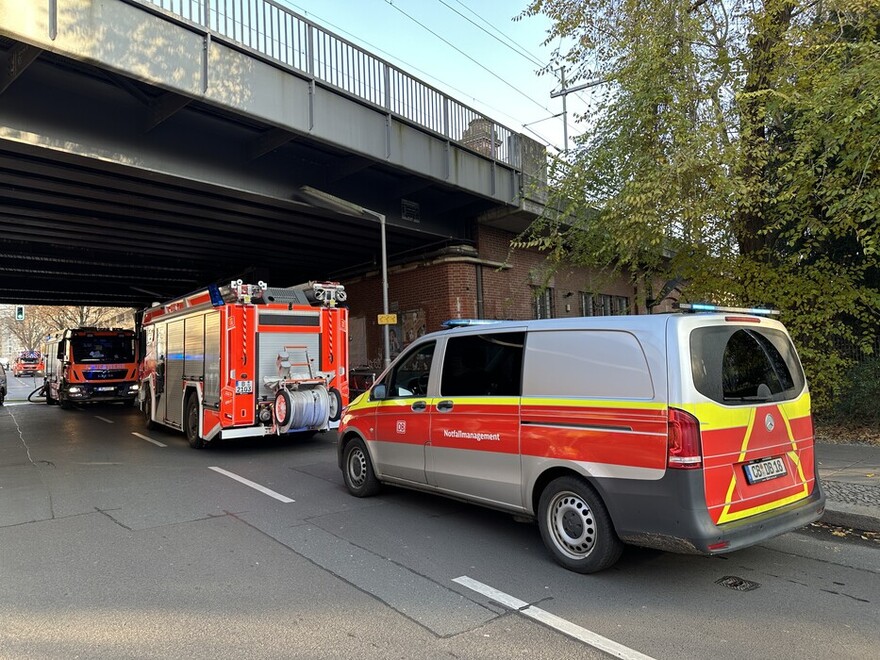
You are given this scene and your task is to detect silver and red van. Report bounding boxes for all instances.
[338,305,825,573]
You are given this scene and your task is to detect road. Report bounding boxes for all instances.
[1,382,878,659]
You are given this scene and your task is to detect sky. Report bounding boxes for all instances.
[276,0,592,154]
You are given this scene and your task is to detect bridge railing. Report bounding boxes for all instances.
[139,0,520,168]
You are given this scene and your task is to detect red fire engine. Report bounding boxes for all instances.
[139,280,349,448]
[12,350,44,377]
[43,328,139,408]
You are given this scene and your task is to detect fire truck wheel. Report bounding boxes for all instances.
[538,476,623,574]
[184,395,206,449]
[342,437,380,497]
[142,392,157,430]
[328,387,342,422]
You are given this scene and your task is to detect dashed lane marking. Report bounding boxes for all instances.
[453,576,656,660]
[95,416,114,424]
[132,432,167,447]
[208,466,295,503]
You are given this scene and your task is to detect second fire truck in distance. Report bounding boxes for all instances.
[139,280,349,448]
[12,350,44,377]
[43,328,139,408]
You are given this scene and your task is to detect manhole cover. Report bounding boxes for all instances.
[715,575,761,591]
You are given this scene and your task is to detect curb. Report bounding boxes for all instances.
[822,502,880,533]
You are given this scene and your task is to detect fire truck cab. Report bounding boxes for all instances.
[12,350,44,378]
[43,328,139,408]
[139,280,349,448]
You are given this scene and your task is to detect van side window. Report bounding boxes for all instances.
[441,332,524,397]
[690,327,805,404]
[386,342,435,398]
[522,330,654,399]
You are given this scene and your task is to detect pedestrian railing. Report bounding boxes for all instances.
[137,0,520,168]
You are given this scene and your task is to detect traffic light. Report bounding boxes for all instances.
[15,305,24,321]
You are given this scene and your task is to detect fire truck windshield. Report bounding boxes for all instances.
[72,337,135,363]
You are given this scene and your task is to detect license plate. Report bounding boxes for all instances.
[744,457,787,484]
[97,386,116,392]
[235,380,253,394]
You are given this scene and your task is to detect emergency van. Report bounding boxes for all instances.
[338,305,826,573]
[139,280,349,448]
[43,328,139,408]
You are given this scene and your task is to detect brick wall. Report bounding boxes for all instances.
[477,226,636,319]
[342,225,641,364]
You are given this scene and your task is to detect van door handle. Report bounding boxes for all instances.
[411,400,427,412]
[436,400,454,412]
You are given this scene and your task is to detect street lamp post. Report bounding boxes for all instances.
[295,186,392,370]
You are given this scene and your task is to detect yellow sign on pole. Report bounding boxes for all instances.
[377,313,398,325]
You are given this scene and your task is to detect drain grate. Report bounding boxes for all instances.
[715,575,761,591]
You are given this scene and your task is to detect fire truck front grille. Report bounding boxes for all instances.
[84,369,128,380]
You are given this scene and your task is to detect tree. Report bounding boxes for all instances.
[1,305,135,355]
[518,0,880,411]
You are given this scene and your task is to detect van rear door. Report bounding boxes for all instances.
[686,321,816,525]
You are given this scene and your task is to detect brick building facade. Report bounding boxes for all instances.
[343,224,653,369]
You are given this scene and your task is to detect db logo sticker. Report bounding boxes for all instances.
[765,414,775,432]
[396,420,406,434]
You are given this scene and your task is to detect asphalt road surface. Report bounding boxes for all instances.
[1,386,878,659]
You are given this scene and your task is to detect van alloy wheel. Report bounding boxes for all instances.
[538,476,623,573]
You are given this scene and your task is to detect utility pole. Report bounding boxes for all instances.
[550,74,608,155]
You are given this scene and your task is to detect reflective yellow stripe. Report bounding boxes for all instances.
[717,490,810,524]
[716,403,810,524]
[719,408,757,522]
[522,397,665,411]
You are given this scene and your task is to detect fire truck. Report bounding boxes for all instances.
[12,350,44,377]
[139,280,349,448]
[43,328,139,408]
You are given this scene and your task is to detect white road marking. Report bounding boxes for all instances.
[453,576,656,660]
[132,432,167,447]
[95,416,114,424]
[208,467,295,503]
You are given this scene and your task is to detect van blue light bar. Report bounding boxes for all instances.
[675,303,780,316]
[441,319,502,328]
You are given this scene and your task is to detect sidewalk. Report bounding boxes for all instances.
[816,442,880,533]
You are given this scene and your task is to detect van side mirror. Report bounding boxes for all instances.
[371,384,387,401]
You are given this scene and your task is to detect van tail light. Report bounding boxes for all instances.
[667,408,702,469]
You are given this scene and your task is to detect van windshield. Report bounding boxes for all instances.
[690,326,805,404]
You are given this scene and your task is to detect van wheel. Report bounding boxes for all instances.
[343,438,380,497]
[184,395,205,449]
[538,476,623,574]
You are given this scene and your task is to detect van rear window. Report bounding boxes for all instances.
[690,327,805,404]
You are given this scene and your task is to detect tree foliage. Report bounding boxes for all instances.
[518,0,880,411]
[1,306,135,354]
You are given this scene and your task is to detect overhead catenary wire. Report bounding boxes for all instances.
[439,0,546,69]
[382,0,556,118]
[281,0,561,149]
[279,0,578,152]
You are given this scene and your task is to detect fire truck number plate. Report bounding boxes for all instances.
[235,380,253,394]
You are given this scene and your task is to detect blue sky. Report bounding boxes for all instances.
[278,0,590,153]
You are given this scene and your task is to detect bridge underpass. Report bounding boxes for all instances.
[0,0,545,309]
